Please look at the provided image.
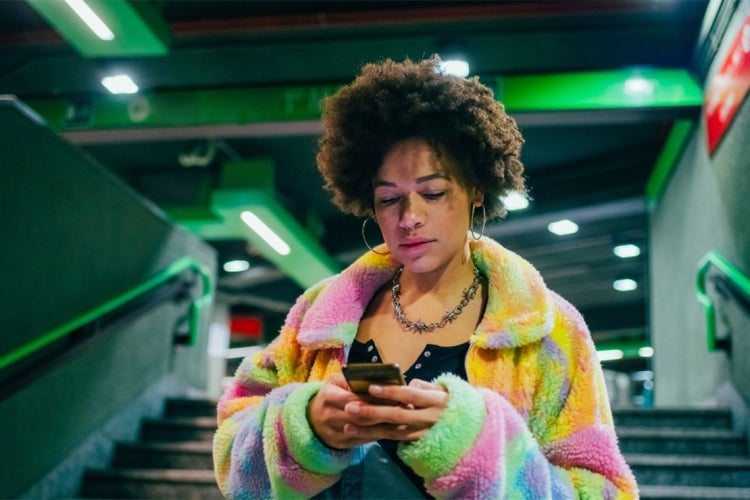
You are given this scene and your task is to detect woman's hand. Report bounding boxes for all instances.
[341,378,449,442]
[307,373,371,450]
[307,375,449,449]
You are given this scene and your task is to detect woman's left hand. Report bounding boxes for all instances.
[342,378,448,442]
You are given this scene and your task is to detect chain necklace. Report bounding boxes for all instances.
[391,266,482,334]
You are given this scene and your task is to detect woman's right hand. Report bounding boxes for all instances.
[307,373,368,450]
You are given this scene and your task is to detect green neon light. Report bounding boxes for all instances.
[697,251,750,352]
[499,69,703,110]
[25,0,170,57]
[0,256,213,373]
[646,119,695,206]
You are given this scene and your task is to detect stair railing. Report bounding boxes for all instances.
[696,250,750,352]
[0,256,214,373]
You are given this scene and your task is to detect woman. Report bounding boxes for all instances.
[213,57,638,498]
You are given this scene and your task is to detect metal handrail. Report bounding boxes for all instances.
[696,251,750,351]
[0,256,213,372]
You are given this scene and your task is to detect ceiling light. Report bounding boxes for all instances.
[614,243,641,258]
[638,346,654,358]
[439,59,470,77]
[64,0,115,41]
[500,190,529,211]
[613,278,638,292]
[597,349,624,361]
[223,259,250,273]
[241,210,291,256]
[548,219,578,235]
[101,74,139,94]
[624,76,654,96]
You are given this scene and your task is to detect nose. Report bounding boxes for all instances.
[399,194,425,231]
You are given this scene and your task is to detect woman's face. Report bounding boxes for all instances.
[373,138,481,275]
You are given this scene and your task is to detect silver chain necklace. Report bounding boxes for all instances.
[391,266,482,334]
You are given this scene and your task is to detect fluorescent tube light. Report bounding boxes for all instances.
[223,259,250,273]
[614,243,641,258]
[613,278,638,292]
[241,210,291,256]
[64,0,115,41]
[501,190,529,211]
[597,349,624,361]
[101,75,139,94]
[548,219,578,235]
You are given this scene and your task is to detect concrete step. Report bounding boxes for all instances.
[139,416,216,442]
[627,454,750,487]
[639,485,750,499]
[613,407,733,430]
[164,397,217,419]
[113,441,213,470]
[80,468,222,499]
[617,427,747,455]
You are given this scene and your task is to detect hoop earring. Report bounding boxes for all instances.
[470,204,486,240]
[361,217,388,255]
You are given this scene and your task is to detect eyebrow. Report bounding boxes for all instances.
[373,173,448,188]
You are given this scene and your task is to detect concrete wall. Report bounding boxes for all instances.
[0,98,216,497]
[650,0,750,407]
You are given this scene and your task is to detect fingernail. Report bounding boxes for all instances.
[369,384,383,394]
[346,403,360,414]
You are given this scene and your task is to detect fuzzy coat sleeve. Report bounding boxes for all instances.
[212,281,353,499]
[397,295,638,499]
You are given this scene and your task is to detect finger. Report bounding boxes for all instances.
[408,378,445,391]
[370,384,448,409]
[328,372,351,390]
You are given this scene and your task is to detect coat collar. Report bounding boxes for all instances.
[296,237,554,350]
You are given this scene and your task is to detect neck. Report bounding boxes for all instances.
[397,248,475,298]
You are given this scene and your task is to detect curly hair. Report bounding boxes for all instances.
[316,56,526,220]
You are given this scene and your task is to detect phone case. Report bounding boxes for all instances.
[342,363,405,394]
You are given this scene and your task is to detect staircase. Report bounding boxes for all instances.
[79,399,750,498]
[615,406,750,499]
[80,398,220,499]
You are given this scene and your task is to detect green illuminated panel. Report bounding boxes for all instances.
[26,0,170,57]
[499,69,703,110]
[175,175,340,289]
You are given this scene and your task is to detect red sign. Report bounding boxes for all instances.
[704,14,750,155]
[230,315,263,338]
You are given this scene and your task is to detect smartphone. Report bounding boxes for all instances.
[342,363,405,401]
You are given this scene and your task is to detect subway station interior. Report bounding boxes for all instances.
[1,0,750,497]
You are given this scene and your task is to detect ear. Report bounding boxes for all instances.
[471,188,484,207]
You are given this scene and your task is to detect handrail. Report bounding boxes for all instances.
[696,251,750,351]
[0,256,213,372]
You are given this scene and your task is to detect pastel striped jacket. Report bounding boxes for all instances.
[213,237,638,498]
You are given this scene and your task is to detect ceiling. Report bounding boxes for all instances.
[0,1,715,370]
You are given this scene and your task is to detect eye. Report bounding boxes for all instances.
[423,192,445,200]
[377,196,399,206]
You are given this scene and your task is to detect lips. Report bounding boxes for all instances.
[400,237,433,249]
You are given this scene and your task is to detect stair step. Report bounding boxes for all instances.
[627,454,750,487]
[639,485,750,499]
[80,468,222,499]
[613,407,732,429]
[113,441,213,470]
[139,417,216,442]
[164,397,217,419]
[617,427,747,455]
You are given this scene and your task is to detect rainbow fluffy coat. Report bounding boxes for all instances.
[213,237,638,498]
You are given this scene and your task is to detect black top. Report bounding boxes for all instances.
[347,339,470,497]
